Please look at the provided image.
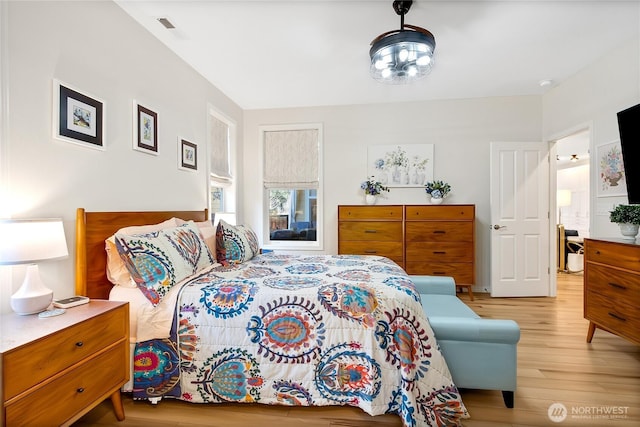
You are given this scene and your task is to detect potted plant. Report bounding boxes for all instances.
[609,204,640,239]
[424,180,451,204]
[360,176,389,205]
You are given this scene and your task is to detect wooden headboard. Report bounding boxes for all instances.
[75,208,209,299]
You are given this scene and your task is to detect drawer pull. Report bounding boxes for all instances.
[608,312,627,322]
[433,251,446,254]
[433,271,446,275]
[75,341,84,347]
[364,230,378,233]
[608,282,627,290]
[77,387,85,393]
[594,250,601,255]
[433,230,446,234]
[364,250,377,254]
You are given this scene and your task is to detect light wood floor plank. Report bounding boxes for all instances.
[74,273,639,426]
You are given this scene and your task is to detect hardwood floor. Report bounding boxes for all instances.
[75,273,639,426]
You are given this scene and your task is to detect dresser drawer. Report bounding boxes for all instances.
[405,222,473,242]
[405,205,474,221]
[5,344,126,426]
[585,239,640,272]
[339,241,403,258]
[406,242,473,262]
[585,263,640,300]
[585,290,640,342]
[339,221,403,241]
[338,205,403,221]
[405,261,474,284]
[3,306,127,400]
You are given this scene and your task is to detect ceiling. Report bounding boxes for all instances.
[115,1,640,110]
[556,130,590,168]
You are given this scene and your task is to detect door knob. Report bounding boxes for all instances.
[493,224,506,230]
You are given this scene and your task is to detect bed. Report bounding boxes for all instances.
[75,208,469,427]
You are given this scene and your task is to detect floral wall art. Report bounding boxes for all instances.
[596,140,626,197]
[367,144,434,188]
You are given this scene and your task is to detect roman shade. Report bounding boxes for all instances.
[209,114,231,180]
[263,129,319,189]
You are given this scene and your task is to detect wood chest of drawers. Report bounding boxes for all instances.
[584,238,640,344]
[405,205,475,285]
[1,300,129,426]
[337,204,476,285]
[338,205,404,267]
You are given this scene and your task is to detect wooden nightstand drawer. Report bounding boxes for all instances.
[3,304,127,400]
[338,221,403,241]
[405,222,473,242]
[338,205,403,221]
[5,344,126,426]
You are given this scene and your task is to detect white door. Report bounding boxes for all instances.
[490,142,550,297]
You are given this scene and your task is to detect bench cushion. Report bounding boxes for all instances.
[420,294,480,319]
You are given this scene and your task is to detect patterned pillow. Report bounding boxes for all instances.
[215,220,259,265]
[115,221,215,305]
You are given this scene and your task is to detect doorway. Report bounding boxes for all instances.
[555,130,590,278]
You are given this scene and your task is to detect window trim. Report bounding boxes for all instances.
[259,123,323,251]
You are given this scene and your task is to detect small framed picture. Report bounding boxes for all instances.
[53,80,105,150]
[133,101,158,155]
[596,140,626,197]
[179,138,197,171]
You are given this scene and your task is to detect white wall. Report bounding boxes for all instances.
[0,1,243,313]
[543,37,640,238]
[244,96,543,293]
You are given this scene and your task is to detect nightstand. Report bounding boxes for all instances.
[1,300,129,426]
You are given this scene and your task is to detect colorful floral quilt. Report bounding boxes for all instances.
[133,254,468,426]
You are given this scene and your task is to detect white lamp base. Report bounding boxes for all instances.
[10,264,54,315]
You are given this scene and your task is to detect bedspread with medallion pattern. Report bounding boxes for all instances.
[133,254,468,426]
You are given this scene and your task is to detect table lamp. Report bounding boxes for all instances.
[557,190,572,225]
[0,218,68,315]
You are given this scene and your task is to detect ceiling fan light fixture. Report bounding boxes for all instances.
[370,1,436,84]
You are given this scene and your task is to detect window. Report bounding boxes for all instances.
[208,106,236,223]
[261,124,323,250]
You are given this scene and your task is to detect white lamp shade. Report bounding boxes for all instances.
[0,218,68,315]
[0,218,68,265]
[557,190,572,207]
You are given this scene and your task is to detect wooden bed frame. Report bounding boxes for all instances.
[75,208,208,299]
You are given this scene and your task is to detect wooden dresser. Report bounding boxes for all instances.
[583,238,640,345]
[338,205,405,267]
[405,205,475,286]
[337,204,476,288]
[1,300,129,426]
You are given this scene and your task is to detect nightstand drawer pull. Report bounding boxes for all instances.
[433,251,446,254]
[608,282,627,290]
[77,387,85,393]
[433,230,446,234]
[75,341,84,347]
[608,312,627,322]
[364,250,377,254]
[364,229,378,233]
[433,271,446,275]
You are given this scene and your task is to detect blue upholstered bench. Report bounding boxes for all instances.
[410,275,521,408]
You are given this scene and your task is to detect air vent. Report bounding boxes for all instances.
[157,17,175,29]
